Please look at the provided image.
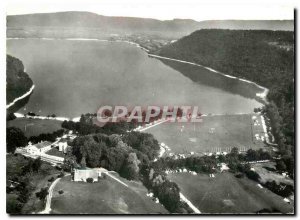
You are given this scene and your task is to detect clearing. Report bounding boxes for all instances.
[7,118,62,137]
[146,114,266,154]
[167,172,293,214]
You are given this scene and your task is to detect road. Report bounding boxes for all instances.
[39,174,70,214]
[179,193,201,214]
[134,119,169,132]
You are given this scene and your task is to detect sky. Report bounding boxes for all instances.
[6,0,295,21]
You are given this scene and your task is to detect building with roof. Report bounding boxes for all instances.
[25,141,52,155]
[58,138,68,153]
[73,168,105,182]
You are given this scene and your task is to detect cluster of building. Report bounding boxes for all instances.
[17,131,77,156]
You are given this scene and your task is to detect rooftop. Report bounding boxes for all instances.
[34,141,52,149]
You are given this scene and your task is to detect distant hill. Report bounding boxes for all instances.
[6,55,33,104]
[7,11,294,38]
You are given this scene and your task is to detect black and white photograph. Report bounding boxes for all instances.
[4,0,296,215]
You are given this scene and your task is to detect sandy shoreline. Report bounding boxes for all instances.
[6,84,35,109]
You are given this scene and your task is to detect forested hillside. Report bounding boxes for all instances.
[6,55,33,104]
[157,29,294,176]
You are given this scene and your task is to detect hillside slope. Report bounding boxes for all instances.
[6,55,33,105]
[158,30,294,88]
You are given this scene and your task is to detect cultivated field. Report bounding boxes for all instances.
[168,172,293,214]
[146,114,266,154]
[51,174,168,214]
[7,118,62,137]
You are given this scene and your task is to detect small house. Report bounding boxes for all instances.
[25,141,52,155]
[73,168,104,182]
[58,139,68,153]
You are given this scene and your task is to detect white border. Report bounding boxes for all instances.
[1,0,299,219]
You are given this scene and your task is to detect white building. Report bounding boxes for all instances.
[58,139,68,153]
[25,141,52,155]
[73,168,105,182]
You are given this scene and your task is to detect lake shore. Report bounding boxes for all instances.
[148,54,269,104]
[6,84,35,109]
[7,37,267,120]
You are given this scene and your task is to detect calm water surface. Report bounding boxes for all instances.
[7,39,262,118]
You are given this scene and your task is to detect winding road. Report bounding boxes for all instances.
[39,174,71,214]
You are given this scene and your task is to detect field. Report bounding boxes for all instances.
[168,172,293,214]
[51,174,168,214]
[7,118,62,137]
[146,114,266,154]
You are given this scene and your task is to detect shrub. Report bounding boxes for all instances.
[48,177,55,182]
[35,188,48,201]
[245,170,260,182]
[58,190,64,194]
[57,172,65,178]
[235,173,244,178]
[86,178,94,183]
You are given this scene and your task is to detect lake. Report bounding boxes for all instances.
[7,39,263,119]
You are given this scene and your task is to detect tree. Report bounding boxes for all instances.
[7,112,16,121]
[245,170,260,182]
[80,156,87,168]
[32,157,42,172]
[7,197,22,214]
[231,147,239,156]
[7,127,27,153]
[228,161,238,173]
[257,149,271,160]
[156,181,181,213]
[86,178,94,183]
[217,154,226,163]
[246,149,259,161]
[35,188,48,201]
[120,153,141,180]
[48,177,55,182]
[276,160,287,172]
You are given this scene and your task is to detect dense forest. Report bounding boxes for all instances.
[157,29,294,176]
[6,55,33,104]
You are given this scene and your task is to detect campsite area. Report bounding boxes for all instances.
[146,114,266,155]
